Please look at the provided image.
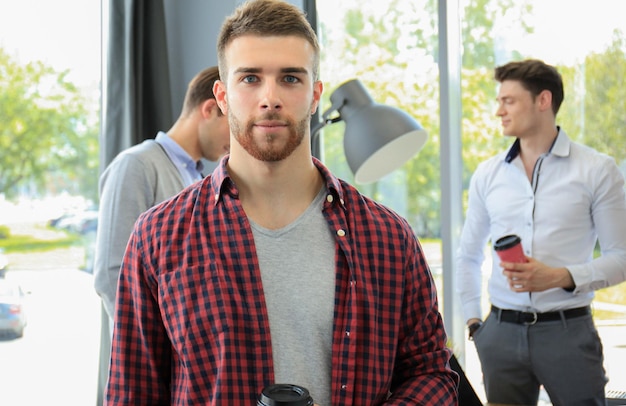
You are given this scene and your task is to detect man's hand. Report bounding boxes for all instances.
[501,256,575,292]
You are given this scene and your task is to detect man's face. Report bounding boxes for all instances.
[215,35,322,162]
[495,80,541,138]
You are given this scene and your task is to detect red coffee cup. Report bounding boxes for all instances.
[493,234,527,263]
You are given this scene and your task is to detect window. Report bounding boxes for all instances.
[0,1,101,404]
[316,0,626,402]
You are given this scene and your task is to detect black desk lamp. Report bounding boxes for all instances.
[311,79,427,184]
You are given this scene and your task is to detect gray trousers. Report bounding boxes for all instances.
[473,309,607,406]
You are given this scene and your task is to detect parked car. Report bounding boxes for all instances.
[0,249,8,278]
[49,207,99,273]
[0,279,28,338]
[53,208,98,235]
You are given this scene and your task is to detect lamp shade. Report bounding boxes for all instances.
[328,79,428,184]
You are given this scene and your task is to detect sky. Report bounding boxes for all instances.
[510,0,626,65]
[0,0,101,89]
[317,0,626,66]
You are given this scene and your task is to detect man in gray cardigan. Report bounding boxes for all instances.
[93,66,229,402]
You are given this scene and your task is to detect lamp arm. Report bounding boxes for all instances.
[310,116,343,146]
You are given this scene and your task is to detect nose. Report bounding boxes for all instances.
[260,81,282,111]
[495,102,505,117]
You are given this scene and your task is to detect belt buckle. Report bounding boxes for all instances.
[523,311,538,325]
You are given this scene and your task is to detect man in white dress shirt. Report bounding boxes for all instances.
[457,59,626,406]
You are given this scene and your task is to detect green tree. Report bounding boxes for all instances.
[318,0,626,236]
[0,47,99,201]
[556,31,626,166]
[318,0,534,236]
[460,0,532,69]
[579,32,626,164]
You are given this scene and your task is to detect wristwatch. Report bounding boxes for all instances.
[468,321,483,340]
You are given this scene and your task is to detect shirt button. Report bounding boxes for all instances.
[341,384,347,390]
[214,194,219,200]
[337,229,346,237]
[326,194,334,203]
[345,330,350,337]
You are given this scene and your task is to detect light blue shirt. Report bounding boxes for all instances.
[155,131,204,186]
[457,128,626,321]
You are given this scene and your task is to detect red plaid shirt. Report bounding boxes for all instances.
[106,157,458,405]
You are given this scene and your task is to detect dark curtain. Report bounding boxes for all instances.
[100,0,172,169]
[97,1,172,404]
[303,0,323,159]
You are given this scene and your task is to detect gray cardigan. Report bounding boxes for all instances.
[93,139,186,321]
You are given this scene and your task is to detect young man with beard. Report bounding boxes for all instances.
[105,1,458,405]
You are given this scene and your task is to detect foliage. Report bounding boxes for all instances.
[319,0,533,236]
[460,0,533,69]
[0,225,10,239]
[0,230,81,253]
[319,0,626,237]
[555,32,626,174]
[0,47,99,201]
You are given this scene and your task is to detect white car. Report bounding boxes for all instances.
[0,279,28,338]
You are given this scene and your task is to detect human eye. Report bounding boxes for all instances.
[242,75,259,84]
[283,75,300,84]
[498,97,513,105]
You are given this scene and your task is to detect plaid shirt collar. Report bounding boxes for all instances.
[210,155,346,210]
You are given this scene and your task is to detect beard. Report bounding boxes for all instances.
[229,111,309,162]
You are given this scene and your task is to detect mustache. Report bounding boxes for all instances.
[256,112,284,122]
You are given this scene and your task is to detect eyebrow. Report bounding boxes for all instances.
[234,67,309,75]
[496,95,514,101]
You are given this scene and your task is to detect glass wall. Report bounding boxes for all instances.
[0,1,102,404]
[316,0,626,401]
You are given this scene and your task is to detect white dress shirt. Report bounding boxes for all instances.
[457,128,626,321]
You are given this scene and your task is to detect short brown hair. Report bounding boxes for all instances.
[495,59,564,115]
[181,66,221,116]
[216,0,320,82]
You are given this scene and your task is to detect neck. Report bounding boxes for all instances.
[227,145,323,229]
[518,125,558,157]
[167,118,200,161]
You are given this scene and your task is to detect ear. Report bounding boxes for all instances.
[537,89,553,113]
[200,99,219,119]
[310,80,324,115]
[214,80,228,115]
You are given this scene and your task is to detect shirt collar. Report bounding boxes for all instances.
[209,156,345,208]
[155,131,204,178]
[504,126,570,163]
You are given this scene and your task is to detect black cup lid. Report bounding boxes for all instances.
[258,384,314,406]
[494,234,521,251]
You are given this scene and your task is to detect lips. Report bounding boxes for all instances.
[255,120,286,128]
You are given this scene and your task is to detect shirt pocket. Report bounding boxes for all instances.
[157,262,232,354]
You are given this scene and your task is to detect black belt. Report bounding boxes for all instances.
[491,305,591,325]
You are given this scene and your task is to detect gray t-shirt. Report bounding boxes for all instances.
[251,187,335,406]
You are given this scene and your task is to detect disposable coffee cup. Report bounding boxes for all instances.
[493,234,527,263]
[257,384,314,406]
